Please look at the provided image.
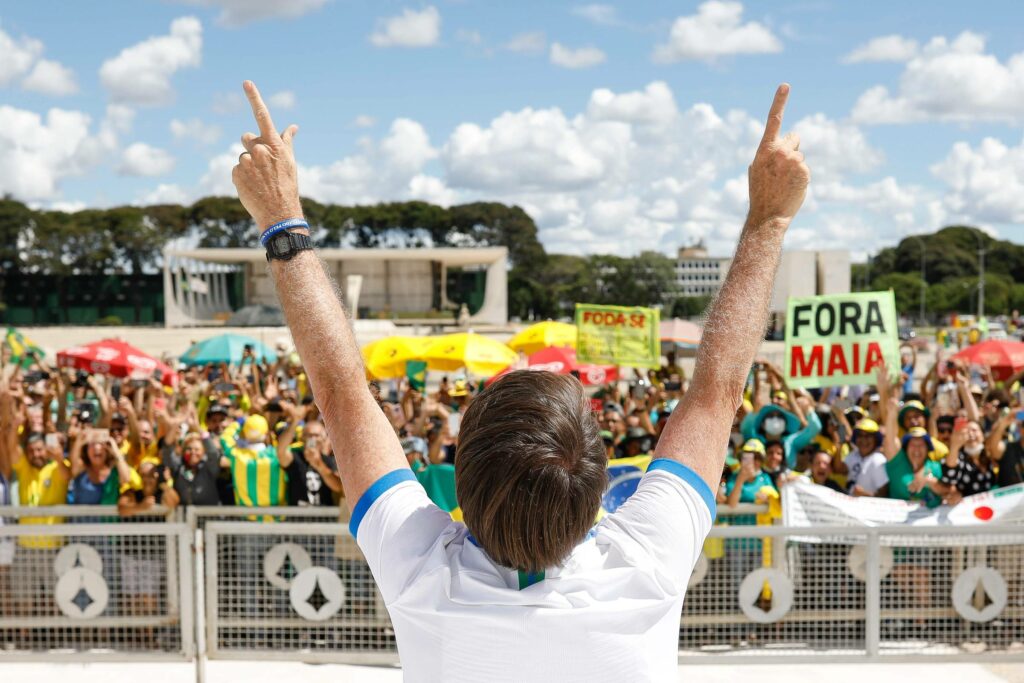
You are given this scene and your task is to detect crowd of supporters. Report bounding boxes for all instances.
[3,342,1024,527]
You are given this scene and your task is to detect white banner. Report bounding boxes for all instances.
[782,480,1024,546]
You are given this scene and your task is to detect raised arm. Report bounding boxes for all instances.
[655,84,809,491]
[231,81,407,511]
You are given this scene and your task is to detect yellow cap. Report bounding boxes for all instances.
[854,418,880,434]
[242,414,269,441]
[741,439,766,455]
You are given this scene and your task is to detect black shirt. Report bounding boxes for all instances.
[998,442,1024,487]
[166,440,223,507]
[942,452,996,496]
[818,478,845,493]
[286,446,338,507]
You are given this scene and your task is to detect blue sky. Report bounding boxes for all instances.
[1,0,1023,259]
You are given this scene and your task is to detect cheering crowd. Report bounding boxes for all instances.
[2,328,1024,645]
[3,339,1023,526]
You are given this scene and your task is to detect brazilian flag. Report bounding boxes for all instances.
[4,327,44,368]
[407,360,427,393]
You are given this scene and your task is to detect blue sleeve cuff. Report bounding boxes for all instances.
[349,468,418,539]
[647,458,717,521]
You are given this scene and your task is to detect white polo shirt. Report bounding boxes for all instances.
[351,459,715,683]
[843,447,889,495]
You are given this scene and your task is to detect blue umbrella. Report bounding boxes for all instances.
[180,334,278,366]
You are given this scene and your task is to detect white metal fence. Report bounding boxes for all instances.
[0,506,192,662]
[1,506,1022,666]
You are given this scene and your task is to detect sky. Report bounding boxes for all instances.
[1,0,1023,260]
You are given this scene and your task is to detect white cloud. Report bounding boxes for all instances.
[170,118,222,145]
[22,59,78,96]
[369,6,441,48]
[0,27,43,86]
[587,81,678,131]
[851,32,1024,124]
[119,143,176,176]
[212,90,246,114]
[550,43,607,69]
[653,1,782,63]
[455,29,482,45]
[174,0,328,26]
[843,34,919,64]
[99,16,203,105]
[408,174,457,206]
[0,25,77,97]
[267,90,296,110]
[0,106,116,201]
[443,108,621,192]
[352,115,376,128]
[931,136,1024,224]
[136,183,191,206]
[572,4,618,25]
[48,200,87,213]
[91,79,1008,258]
[504,31,546,54]
[295,119,438,205]
[792,113,884,181]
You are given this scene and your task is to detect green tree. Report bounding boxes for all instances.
[872,272,926,317]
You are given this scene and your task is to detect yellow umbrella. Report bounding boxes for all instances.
[423,332,518,377]
[361,336,433,380]
[507,321,577,355]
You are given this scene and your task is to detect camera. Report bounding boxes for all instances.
[72,370,90,388]
[76,402,95,425]
[24,370,50,384]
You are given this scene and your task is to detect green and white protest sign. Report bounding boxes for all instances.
[784,291,899,389]
[575,304,660,369]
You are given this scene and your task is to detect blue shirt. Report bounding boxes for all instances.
[68,471,111,505]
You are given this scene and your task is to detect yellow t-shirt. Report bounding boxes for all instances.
[12,454,70,549]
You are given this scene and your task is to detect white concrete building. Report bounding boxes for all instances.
[675,244,732,296]
[162,246,508,327]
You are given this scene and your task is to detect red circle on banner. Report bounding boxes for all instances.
[974,506,994,521]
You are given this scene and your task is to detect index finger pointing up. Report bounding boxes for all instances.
[760,83,790,148]
[243,80,280,142]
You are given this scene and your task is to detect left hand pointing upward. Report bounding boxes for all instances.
[232,81,304,231]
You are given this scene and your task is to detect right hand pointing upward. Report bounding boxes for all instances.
[747,84,810,228]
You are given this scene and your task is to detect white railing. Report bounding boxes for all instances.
[0,506,1022,666]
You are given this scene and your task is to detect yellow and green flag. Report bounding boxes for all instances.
[4,327,44,368]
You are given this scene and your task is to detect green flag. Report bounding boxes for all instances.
[407,360,427,392]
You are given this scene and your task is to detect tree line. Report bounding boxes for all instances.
[0,196,697,321]
[852,226,1024,319]
[5,195,1009,323]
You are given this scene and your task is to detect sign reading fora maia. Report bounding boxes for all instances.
[783,291,899,389]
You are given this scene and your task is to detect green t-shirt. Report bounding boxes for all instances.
[885,451,943,508]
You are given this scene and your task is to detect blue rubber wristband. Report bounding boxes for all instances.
[260,218,309,246]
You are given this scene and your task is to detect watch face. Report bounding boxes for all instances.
[274,233,290,253]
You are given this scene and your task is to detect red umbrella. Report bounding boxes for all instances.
[488,347,618,386]
[953,340,1024,381]
[57,338,175,385]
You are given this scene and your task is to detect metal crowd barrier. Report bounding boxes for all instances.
[0,506,190,662]
[1,505,1022,666]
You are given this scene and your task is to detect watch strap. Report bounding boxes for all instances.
[265,231,314,262]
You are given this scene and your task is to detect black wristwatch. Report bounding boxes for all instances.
[265,231,314,262]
